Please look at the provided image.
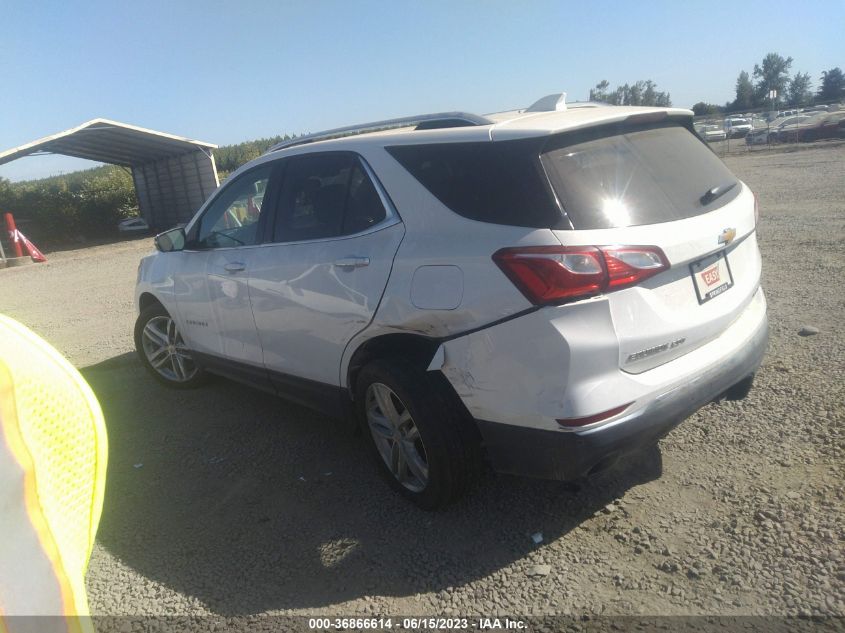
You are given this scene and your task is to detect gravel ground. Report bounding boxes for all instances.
[0,144,842,620]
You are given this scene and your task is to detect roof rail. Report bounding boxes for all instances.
[268,112,493,152]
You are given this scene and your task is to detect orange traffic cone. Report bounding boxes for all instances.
[18,230,47,262]
[3,213,46,263]
[4,212,23,258]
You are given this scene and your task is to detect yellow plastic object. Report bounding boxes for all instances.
[0,314,107,630]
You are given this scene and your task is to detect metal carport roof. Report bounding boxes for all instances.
[0,119,220,229]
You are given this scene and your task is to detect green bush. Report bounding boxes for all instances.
[0,165,138,244]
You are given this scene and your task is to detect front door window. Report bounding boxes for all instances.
[196,164,272,248]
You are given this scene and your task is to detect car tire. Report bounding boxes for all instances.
[355,358,482,510]
[134,304,207,389]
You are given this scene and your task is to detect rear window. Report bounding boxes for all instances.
[541,123,740,229]
[388,122,739,231]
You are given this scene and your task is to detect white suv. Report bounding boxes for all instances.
[723,117,753,138]
[135,94,768,509]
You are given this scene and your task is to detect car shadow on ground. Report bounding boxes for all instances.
[82,353,663,615]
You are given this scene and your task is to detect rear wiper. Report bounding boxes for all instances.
[700,182,737,206]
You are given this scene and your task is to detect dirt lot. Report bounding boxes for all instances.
[0,144,842,620]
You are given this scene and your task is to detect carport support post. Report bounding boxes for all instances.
[4,213,23,257]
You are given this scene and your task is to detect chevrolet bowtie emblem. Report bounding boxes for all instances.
[718,227,737,245]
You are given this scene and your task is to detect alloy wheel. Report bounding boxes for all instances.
[140,316,198,383]
[365,382,429,492]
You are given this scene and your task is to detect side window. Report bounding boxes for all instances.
[195,164,272,248]
[386,141,561,228]
[344,162,387,234]
[273,154,352,242]
[272,154,388,243]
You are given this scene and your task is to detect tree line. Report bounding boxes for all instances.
[692,53,844,116]
[589,79,672,107]
[212,134,293,178]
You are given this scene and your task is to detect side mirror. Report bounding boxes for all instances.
[154,227,186,253]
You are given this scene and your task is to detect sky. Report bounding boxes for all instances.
[1,0,843,181]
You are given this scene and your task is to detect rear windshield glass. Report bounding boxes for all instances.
[388,122,739,230]
[541,123,740,229]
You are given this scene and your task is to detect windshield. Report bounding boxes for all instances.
[804,113,828,123]
[780,116,809,126]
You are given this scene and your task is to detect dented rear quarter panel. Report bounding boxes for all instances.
[339,146,560,388]
[435,299,621,431]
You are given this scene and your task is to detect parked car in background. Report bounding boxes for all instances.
[814,111,845,140]
[723,117,753,138]
[801,105,830,113]
[118,217,150,233]
[698,124,726,142]
[780,111,845,142]
[777,112,828,143]
[745,128,769,145]
[746,115,811,145]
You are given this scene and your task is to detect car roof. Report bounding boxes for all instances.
[486,106,692,141]
[265,104,694,154]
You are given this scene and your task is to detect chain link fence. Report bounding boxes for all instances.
[693,99,845,158]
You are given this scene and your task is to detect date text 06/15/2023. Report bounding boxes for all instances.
[308,617,527,630]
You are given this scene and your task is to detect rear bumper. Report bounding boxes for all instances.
[474,305,769,481]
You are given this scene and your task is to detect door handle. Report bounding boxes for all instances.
[224,262,246,273]
[333,257,370,269]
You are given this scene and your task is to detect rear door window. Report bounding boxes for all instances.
[344,162,388,234]
[273,153,351,242]
[271,153,388,242]
[541,123,740,229]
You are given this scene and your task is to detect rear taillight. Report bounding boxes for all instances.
[493,245,669,306]
[602,247,668,289]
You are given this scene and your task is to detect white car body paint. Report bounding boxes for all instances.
[248,221,405,385]
[437,287,766,432]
